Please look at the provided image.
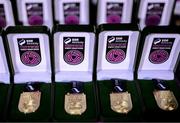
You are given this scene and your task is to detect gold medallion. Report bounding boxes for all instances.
[18,91,41,114]
[64,93,86,115]
[154,90,178,111]
[176,20,180,26]
[110,92,132,114]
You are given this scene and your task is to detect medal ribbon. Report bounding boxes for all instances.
[24,82,41,92]
[111,79,126,93]
[152,79,168,90]
[71,81,83,94]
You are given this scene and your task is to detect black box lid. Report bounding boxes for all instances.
[53,25,96,33]
[6,26,50,35]
[97,24,139,33]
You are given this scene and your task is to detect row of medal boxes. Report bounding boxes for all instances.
[0,24,180,122]
[0,0,180,29]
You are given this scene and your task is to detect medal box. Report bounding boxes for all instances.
[97,0,137,25]
[173,0,180,26]
[0,27,11,121]
[53,25,98,122]
[137,0,175,30]
[96,24,143,122]
[54,0,90,25]
[5,26,52,121]
[0,0,15,28]
[136,26,180,121]
[16,0,53,28]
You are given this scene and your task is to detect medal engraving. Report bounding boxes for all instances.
[65,93,86,115]
[18,91,41,114]
[154,90,178,111]
[110,92,132,114]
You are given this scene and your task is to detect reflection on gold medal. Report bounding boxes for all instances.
[110,92,132,114]
[18,91,41,114]
[176,20,180,26]
[154,90,178,111]
[65,93,86,115]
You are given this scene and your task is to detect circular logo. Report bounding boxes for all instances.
[65,15,79,25]
[0,17,6,28]
[28,15,44,25]
[21,51,41,66]
[149,50,169,64]
[107,15,121,24]
[64,50,83,65]
[106,49,126,64]
[145,15,161,26]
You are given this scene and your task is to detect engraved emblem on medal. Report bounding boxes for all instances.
[64,81,87,115]
[153,79,178,111]
[110,79,132,114]
[18,82,41,114]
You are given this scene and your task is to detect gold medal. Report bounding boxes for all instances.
[153,90,178,111]
[110,92,132,114]
[110,79,133,114]
[64,93,86,115]
[152,79,178,111]
[176,19,180,26]
[18,91,41,114]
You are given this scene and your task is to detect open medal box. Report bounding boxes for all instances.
[0,28,11,121]
[137,0,175,30]
[0,0,180,122]
[136,26,180,121]
[0,24,179,122]
[52,25,98,122]
[96,24,143,122]
[5,26,52,121]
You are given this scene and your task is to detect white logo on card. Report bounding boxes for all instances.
[19,39,26,46]
[107,4,119,9]
[148,4,154,10]
[154,39,161,45]
[108,37,116,43]
[64,38,72,44]
[64,3,76,9]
